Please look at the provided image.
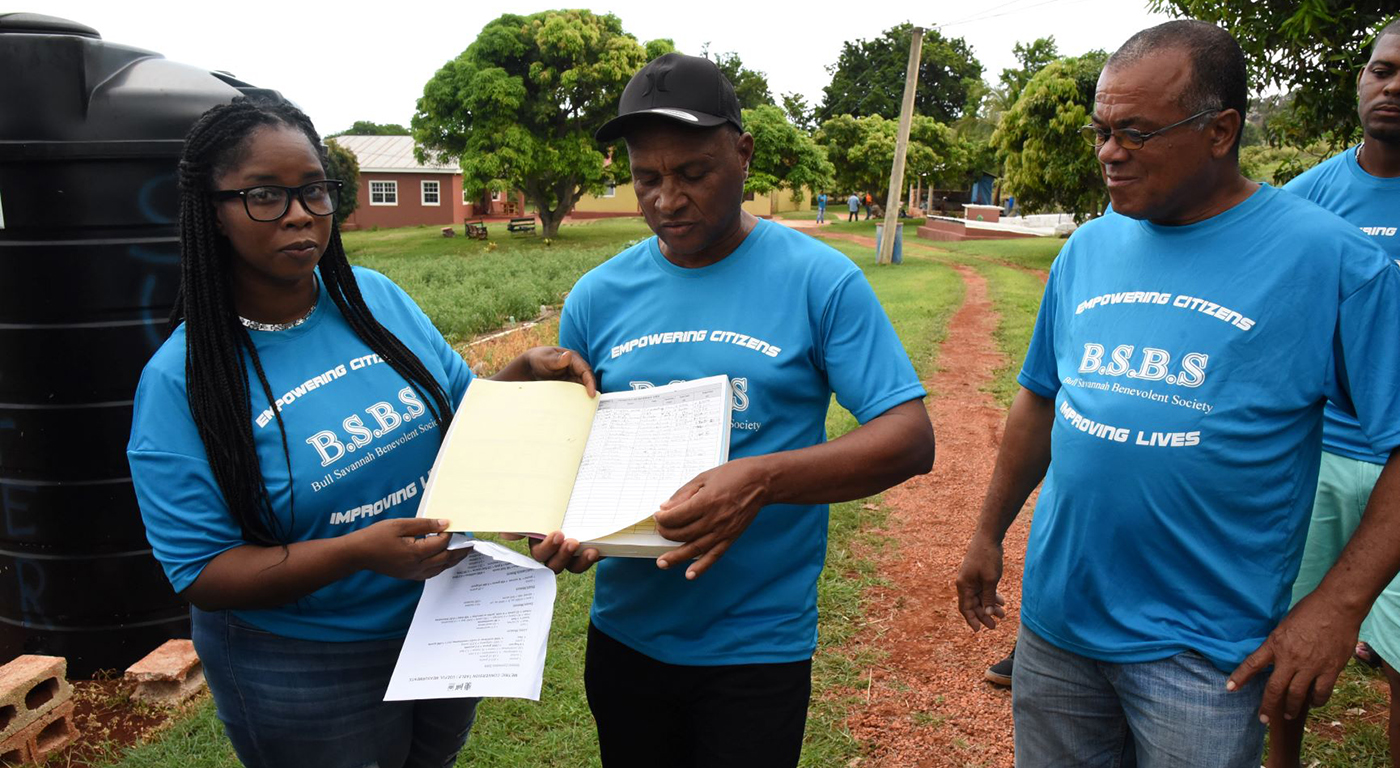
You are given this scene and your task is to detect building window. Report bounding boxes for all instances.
[370,180,398,206]
[601,182,616,199]
[743,190,756,201]
[421,180,441,206]
[490,189,502,202]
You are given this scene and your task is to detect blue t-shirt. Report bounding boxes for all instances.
[560,218,925,665]
[1285,148,1400,465]
[817,193,827,209]
[847,194,861,212]
[127,267,472,641]
[1018,185,1400,672]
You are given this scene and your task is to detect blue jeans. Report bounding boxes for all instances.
[192,607,478,768]
[1013,627,1266,768]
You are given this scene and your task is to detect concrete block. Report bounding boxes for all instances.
[0,656,72,744]
[0,737,30,766]
[125,640,205,706]
[0,699,77,765]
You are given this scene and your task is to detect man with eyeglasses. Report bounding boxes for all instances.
[1270,18,1400,768]
[955,20,1400,766]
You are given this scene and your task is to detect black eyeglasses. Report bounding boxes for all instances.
[213,180,343,222]
[1079,109,1221,150]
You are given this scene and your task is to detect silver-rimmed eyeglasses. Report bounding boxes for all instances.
[1080,110,1221,150]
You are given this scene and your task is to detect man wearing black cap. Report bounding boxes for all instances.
[529,52,935,766]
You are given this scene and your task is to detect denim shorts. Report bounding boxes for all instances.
[1012,626,1266,768]
[191,607,478,768]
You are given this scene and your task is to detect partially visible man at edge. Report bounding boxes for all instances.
[529,52,935,767]
[956,20,1400,767]
[1273,17,1400,768]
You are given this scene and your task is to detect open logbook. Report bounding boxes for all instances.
[417,375,733,557]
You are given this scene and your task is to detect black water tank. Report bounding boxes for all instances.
[0,13,277,676]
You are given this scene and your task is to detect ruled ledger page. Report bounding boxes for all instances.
[560,376,732,543]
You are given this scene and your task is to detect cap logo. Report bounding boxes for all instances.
[642,70,669,96]
[646,108,700,122]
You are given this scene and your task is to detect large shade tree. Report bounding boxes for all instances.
[992,51,1108,221]
[702,46,776,110]
[743,105,833,202]
[817,24,983,123]
[815,113,969,205]
[412,10,663,237]
[1150,1,1400,154]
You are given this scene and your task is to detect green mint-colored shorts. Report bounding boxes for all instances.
[1291,450,1400,667]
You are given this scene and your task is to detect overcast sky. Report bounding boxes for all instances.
[32,0,1172,136]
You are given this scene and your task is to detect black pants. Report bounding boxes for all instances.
[584,623,812,768]
[848,210,857,221]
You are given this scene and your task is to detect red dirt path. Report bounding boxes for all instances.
[842,258,1033,767]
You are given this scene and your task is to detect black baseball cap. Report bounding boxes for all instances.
[595,53,743,143]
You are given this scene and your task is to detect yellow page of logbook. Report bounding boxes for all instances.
[417,379,599,534]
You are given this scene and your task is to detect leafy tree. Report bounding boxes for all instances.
[330,120,409,137]
[817,24,983,124]
[412,10,656,237]
[815,113,969,205]
[1000,37,1060,103]
[743,104,834,202]
[954,37,1062,144]
[645,38,676,60]
[701,46,775,110]
[992,51,1109,221]
[1149,1,1400,152]
[781,92,815,133]
[324,138,361,226]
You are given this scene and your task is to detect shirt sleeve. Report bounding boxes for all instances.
[559,288,589,364]
[1017,263,1062,398]
[1332,259,1400,456]
[127,448,244,593]
[819,270,927,424]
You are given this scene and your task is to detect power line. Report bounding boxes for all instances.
[932,0,1090,29]
[934,0,1041,29]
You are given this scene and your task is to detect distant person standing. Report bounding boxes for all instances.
[847,192,860,222]
[863,192,873,219]
[816,191,827,224]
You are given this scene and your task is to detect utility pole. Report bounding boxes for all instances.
[878,26,923,266]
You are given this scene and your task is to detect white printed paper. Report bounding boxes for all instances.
[385,540,556,701]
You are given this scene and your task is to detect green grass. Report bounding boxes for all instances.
[343,218,654,345]
[98,700,235,767]
[1263,661,1393,768]
[932,237,1061,274]
[777,210,928,236]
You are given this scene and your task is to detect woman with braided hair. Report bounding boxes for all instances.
[126,97,595,767]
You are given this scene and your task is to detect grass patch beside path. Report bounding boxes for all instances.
[343,218,653,345]
[933,237,1062,274]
